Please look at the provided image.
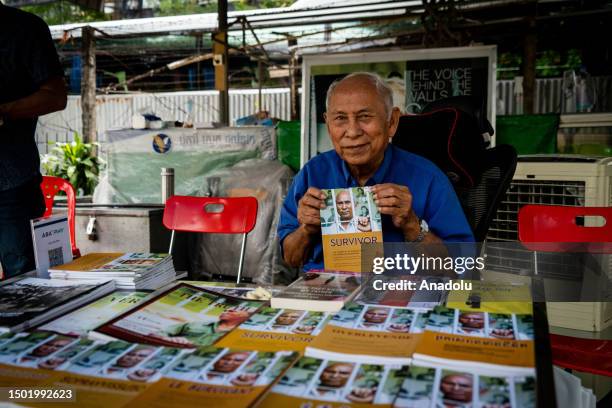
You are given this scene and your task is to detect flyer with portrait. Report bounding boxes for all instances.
[216,307,332,352]
[259,354,408,408]
[95,283,263,348]
[321,186,383,272]
[413,306,535,369]
[394,361,536,408]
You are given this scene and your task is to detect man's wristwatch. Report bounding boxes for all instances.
[412,217,429,242]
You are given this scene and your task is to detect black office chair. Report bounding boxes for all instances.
[393,99,517,242]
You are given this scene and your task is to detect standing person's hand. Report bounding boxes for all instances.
[371,183,419,240]
[297,187,326,235]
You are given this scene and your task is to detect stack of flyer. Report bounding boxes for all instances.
[49,253,176,290]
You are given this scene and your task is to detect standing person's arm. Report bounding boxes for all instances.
[281,187,326,267]
[0,11,66,123]
[0,77,66,120]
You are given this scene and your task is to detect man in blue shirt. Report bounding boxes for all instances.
[278,73,473,271]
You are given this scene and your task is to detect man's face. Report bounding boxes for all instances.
[459,312,484,329]
[31,339,72,357]
[275,311,302,326]
[335,191,353,221]
[213,352,250,373]
[440,374,473,402]
[219,309,251,328]
[325,77,398,169]
[116,347,155,368]
[319,363,353,388]
[364,308,389,324]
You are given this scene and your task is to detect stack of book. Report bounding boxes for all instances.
[49,253,176,290]
[0,277,115,333]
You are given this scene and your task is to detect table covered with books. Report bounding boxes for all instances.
[0,251,556,408]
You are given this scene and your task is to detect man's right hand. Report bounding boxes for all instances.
[297,187,326,235]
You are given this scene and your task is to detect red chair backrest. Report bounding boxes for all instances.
[518,205,612,253]
[40,176,80,257]
[163,196,257,234]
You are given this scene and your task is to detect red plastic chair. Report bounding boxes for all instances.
[163,196,258,284]
[40,176,81,258]
[518,204,612,376]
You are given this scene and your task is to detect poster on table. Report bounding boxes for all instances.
[300,45,497,166]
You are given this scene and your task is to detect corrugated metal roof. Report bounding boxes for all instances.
[49,1,419,39]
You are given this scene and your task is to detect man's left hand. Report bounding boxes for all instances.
[371,183,420,240]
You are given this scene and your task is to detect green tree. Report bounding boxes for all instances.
[23,1,109,25]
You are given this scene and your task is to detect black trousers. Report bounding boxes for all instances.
[0,175,45,278]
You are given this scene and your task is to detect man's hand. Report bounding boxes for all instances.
[371,183,419,240]
[297,187,326,235]
[282,187,326,267]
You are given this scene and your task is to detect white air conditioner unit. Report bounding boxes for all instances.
[486,155,612,332]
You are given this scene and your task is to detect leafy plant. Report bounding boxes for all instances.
[41,134,103,196]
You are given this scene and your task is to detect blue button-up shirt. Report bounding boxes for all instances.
[278,145,475,271]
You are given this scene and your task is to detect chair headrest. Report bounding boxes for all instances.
[423,96,494,136]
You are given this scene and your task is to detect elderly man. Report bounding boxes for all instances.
[278,72,473,270]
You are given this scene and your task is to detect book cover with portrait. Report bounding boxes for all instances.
[259,354,409,408]
[306,300,431,364]
[394,361,536,408]
[413,306,535,369]
[321,186,383,272]
[216,307,332,352]
[127,346,298,408]
[0,334,184,408]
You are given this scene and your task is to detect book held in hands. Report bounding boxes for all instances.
[321,186,383,272]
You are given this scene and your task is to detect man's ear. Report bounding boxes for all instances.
[387,107,401,140]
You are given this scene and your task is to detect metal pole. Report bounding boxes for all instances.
[161,167,174,204]
[237,232,247,283]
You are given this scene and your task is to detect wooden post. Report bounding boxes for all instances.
[523,17,537,114]
[195,33,203,90]
[258,59,263,113]
[215,0,229,126]
[288,38,298,121]
[81,26,96,143]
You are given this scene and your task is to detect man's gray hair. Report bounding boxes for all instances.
[325,72,394,120]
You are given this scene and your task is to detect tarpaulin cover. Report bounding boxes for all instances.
[496,114,560,154]
[93,127,276,204]
[276,120,301,172]
[188,159,296,284]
